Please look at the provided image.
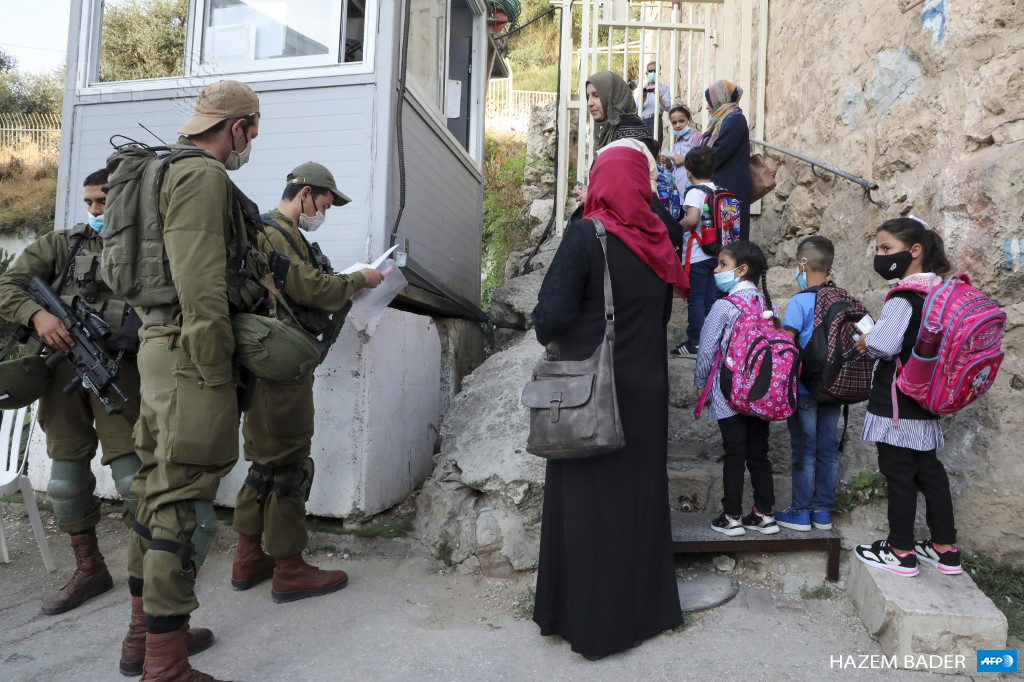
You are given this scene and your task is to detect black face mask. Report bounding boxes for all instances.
[873,251,914,280]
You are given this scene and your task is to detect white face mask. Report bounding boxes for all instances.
[298,194,326,232]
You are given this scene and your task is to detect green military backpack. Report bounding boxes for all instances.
[101,143,211,308]
[231,313,321,383]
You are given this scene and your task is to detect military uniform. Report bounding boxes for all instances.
[231,163,368,602]
[234,208,365,556]
[0,222,141,614]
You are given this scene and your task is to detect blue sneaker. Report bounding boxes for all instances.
[775,508,811,532]
[811,510,833,530]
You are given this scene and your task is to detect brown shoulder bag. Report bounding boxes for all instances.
[520,219,626,459]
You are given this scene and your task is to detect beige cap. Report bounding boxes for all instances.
[287,162,351,207]
[178,80,260,136]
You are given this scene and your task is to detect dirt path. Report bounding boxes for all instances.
[0,504,987,681]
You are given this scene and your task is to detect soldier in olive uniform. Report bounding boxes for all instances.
[0,169,144,617]
[115,80,269,681]
[231,162,382,602]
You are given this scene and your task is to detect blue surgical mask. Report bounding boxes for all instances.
[795,267,807,291]
[647,72,656,84]
[714,268,739,293]
[670,126,691,138]
[87,214,104,233]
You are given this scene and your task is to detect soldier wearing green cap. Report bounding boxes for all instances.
[0,168,141,618]
[230,162,382,602]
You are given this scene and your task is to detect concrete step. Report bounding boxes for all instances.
[846,558,1008,675]
[671,511,842,581]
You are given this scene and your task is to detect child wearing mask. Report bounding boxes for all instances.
[854,217,962,577]
[775,236,842,533]
[694,240,779,537]
[663,105,700,191]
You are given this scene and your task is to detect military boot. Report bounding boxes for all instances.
[230,533,275,591]
[41,532,114,615]
[271,554,348,603]
[120,595,215,676]
[140,625,228,682]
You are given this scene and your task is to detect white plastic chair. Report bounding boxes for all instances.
[0,406,55,571]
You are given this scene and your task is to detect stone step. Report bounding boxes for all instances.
[846,558,1008,675]
[671,511,842,581]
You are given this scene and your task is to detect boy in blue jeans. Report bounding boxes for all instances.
[776,236,842,531]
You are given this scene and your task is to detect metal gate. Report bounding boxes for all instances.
[554,0,769,228]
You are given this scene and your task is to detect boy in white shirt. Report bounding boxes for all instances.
[671,146,720,357]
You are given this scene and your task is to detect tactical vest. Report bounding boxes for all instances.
[261,213,334,335]
[102,143,270,327]
[56,223,134,335]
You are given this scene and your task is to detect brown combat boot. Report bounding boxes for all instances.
[120,596,215,676]
[271,553,348,603]
[139,625,228,682]
[41,532,114,615]
[230,533,275,590]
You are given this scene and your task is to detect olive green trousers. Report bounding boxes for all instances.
[127,336,239,617]
[39,357,139,532]
[233,374,315,557]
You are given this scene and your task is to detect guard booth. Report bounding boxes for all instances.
[27,0,506,518]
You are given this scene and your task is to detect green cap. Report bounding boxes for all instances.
[287,162,351,207]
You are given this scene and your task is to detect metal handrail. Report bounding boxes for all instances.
[750,138,879,191]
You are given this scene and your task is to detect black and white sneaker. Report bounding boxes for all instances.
[913,539,963,575]
[670,342,699,358]
[711,512,745,536]
[741,508,780,535]
[855,539,919,576]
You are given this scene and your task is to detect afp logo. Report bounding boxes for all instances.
[978,650,1017,672]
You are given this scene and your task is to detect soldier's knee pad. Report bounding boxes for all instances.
[190,500,219,571]
[47,460,96,525]
[108,452,141,515]
[272,458,314,503]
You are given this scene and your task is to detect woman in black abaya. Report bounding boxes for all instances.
[530,144,686,660]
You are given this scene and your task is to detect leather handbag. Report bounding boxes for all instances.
[520,219,625,459]
[749,153,776,202]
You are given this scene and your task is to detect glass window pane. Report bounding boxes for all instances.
[408,0,448,110]
[202,0,336,66]
[343,0,366,63]
[97,0,188,83]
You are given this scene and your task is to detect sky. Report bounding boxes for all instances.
[0,0,74,73]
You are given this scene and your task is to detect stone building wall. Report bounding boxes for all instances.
[757,0,1024,561]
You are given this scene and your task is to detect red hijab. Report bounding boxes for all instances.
[584,146,689,296]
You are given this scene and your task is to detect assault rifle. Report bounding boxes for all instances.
[26,276,137,420]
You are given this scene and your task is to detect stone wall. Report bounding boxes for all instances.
[757,0,1024,561]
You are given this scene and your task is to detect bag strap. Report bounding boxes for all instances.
[591,219,616,342]
[261,214,310,264]
[694,351,722,420]
[55,231,89,297]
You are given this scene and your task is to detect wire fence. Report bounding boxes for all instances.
[0,113,62,167]
[486,79,557,132]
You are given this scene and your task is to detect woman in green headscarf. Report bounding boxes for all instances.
[586,71,651,152]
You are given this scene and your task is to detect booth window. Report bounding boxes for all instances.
[408,0,481,157]
[97,0,188,82]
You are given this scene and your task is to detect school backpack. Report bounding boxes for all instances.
[799,283,874,405]
[694,294,800,421]
[684,184,742,276]
[101,143,211,307]
[885,273,1005,421]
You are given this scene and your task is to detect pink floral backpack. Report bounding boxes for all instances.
[886,273,1005,423]
[695,294,800,421]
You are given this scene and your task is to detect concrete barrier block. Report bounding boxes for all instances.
[847,558,1008,675]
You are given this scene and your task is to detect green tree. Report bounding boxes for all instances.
[0,50,17,72]
[0,68,64,116]
[98,0,188,82]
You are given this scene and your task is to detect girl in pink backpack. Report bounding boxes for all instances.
[854,217,962,577]
[694,241,784,537]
